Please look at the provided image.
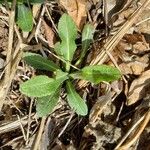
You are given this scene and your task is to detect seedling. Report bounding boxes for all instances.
[20,14,121,117]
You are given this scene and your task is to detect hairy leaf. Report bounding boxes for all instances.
[55,70,68,80]
[58,14,77,71]
[36,88,60,117]
[20,74,67,97]
[23,52,59,71]
[66,81,88,116]
[17,4,33,31]
[70,65,121,84]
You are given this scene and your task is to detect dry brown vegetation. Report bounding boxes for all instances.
[0,0,150,149]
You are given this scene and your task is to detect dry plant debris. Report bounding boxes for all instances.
[0,0,150,149]
[59,0,87,30]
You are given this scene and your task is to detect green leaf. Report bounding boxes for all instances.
[70,65,121,84]
[23,52,59,71]
[55,70,68,80]
[54,42,62,57]
[76,24,94,65]
[16,4,33,32]
[58,14,77,71]
[36,87,60,117]
[20,74,67,97]
[81,24,94,58]
[66,81,88,116]
[20,76,58,97]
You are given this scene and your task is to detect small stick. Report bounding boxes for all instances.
[58,112,74,138]
[116,109,150,150]
[26,98,34,145]
[32,117,46,150]
[4,0,16,84]
[17,115,27,141]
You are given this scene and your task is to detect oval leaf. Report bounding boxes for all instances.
[17,4,33,31]
[57,14,77,70]
[23,52,59,71]
[70,65,121,84]
[20,76,57,97]
[36,88,60,117]
[66,81,88,116]
[20,74,67,97]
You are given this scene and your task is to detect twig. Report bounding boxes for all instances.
[116,109,150,150]
[32,117,46,150]
[44,47,80,71]
[17,115,27,141]
[0,50,23,110]
[135,17,150,26]
[58,112,74,138]
[26,98,34,145]
[35,5,46,43]
[0,114,34,134]
[4,0,16,84]
[45,5,58,33]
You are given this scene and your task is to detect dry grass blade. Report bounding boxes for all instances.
[26,99,34,145]
[4,0,16,82]
[0,0,17,110]
[0,114,34,134]
[0,50,23,110]
[32,117,46,150]
[116,109,150,150]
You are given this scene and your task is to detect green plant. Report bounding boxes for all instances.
[20,14,121,117]
[0,0,44,31]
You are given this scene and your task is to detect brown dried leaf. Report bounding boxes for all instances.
[119,55,149,75]
[124,33,143,45]
[133,41,149,54]
[127,70,150,105]
[113,35,149,75]
[89,92,114,124]
[135,9,150,34]
[42,20,56,48]
[59,0,87,30]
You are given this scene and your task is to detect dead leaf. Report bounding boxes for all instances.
[135,9,150,34]
[32,4,41,19]
[133,41,149,54]
[89,92,113,123]
[124,33,143,45]
[112,35,149,75]
[119,54,149,75]
[127,70,150,105]
[42,20,56,48]
[59,0,87,30]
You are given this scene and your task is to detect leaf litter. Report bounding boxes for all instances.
[0,0,150,149]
